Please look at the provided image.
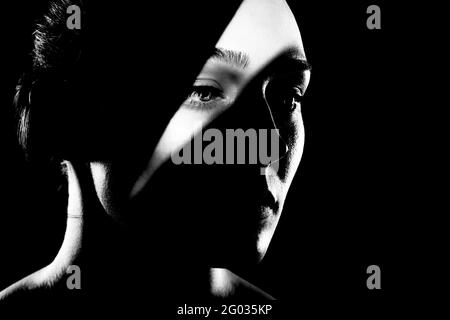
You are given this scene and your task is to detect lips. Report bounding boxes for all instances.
[260,188,279,213]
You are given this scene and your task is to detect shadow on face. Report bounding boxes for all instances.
[90,0,310,268]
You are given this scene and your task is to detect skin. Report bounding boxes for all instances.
[0,0,310,300]
[88,0,310,296]
[94,0,310,260]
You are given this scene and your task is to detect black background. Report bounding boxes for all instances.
[0,0,438,317]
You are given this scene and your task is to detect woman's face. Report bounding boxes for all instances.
[89,0,310,265]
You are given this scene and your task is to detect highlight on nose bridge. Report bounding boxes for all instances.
[170,128,281,174]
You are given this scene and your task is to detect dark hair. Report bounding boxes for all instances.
[14,0,83,160]
[13,0,243,162]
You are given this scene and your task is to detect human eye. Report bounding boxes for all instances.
[183,78,226,110]
[263,77,304,115]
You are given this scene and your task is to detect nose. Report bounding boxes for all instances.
[210,73,289,167]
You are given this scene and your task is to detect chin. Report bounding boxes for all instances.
[256,209,281,261]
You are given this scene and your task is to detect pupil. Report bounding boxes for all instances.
[199,89,212,101]
[283,95,296,110]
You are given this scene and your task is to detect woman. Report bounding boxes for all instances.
[1,0,311,310]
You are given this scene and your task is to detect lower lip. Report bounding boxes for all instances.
[258,205,277,228]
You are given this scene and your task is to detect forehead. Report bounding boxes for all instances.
[216,0,305,75]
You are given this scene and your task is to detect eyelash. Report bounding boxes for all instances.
[183,79,303,114]
[263,79,304,113]
[284,87,303,111]
[184,85,225,110]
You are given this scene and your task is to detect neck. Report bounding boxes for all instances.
[49,162,274,300]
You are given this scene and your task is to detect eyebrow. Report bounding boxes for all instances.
[211,47,250,69]
[260,47,311,85]
[210,46,311,75]
[279,46,312,73]
[292,58,312,73]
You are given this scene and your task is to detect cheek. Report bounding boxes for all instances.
[89,162,129,220]
[290,116,305,170]
[90,162,111,214]
[277,114,305,183]
[148,107,222,176]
